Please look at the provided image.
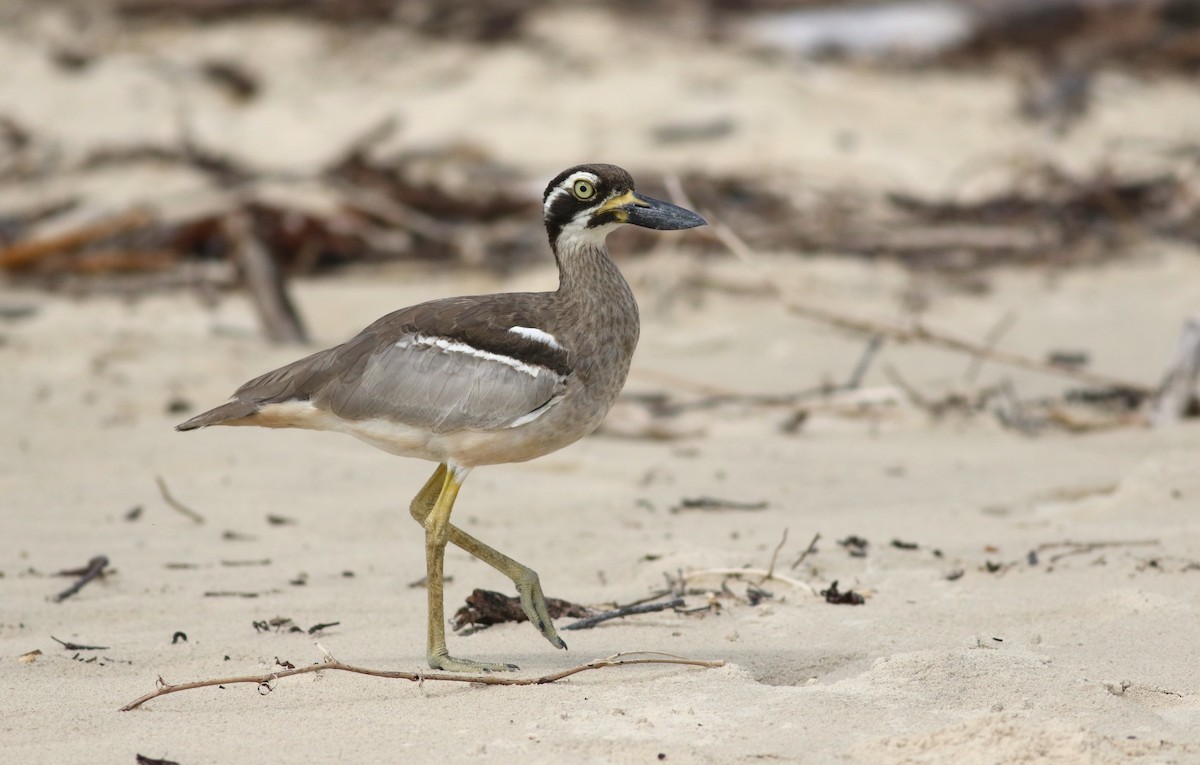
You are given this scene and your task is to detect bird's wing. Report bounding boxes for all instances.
[188,295,572,433]
[314,330,567,432]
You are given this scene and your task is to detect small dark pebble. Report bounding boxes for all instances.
[1027,550,1039,566]
[891,539,919,551]
[985,561,1003,573]
[838,535,869,558]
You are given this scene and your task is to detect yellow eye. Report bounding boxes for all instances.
[572,179,596,200]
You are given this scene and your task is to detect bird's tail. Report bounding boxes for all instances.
[175,400,260,431]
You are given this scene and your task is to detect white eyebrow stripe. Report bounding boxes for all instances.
[543,171,601,214]
[508,326,562,350]
[396,335,545,379]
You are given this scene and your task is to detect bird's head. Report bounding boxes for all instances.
[542,164,706,249]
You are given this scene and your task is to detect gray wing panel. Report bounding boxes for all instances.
[231,333,377,404]
[314,334,566,433]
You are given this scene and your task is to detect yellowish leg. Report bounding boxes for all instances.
[411,465,565,670]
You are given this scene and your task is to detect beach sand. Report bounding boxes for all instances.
[3,7,1199,764]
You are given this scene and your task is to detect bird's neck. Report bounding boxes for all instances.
[554,239,637,314]
[552,238,640,375]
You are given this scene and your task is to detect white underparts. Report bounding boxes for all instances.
[508,325,562,349]
[396,335,545,378]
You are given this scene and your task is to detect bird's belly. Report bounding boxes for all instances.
[340,396,607,468]
[251,390,612,468]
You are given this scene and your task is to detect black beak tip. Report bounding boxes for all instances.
[625,194,707,231]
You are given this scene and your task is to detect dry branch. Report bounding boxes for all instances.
[224,211,308,344]
[786,300,1153,396]
[562,599,685,631]
[0,209,153,270]
[120,650,725,711]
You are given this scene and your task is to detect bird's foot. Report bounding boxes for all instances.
[427,651,518,673]
[516,577,567,651]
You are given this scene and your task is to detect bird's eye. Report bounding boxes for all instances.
[572,180,596,200]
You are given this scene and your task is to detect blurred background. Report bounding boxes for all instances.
[1,0,1198,425]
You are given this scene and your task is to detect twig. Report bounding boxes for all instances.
[963,310,1017,384]
[52,555,109,603]
[882,363,932,411]
[763,528,789,582]
[155,476,206,524]
[224,211,308,344]
[790,532,822,571]
[120,650,725,711]
[787,300,1152,395]
[681,567,811,591]
[52,636,109,650]
[563,598,685,631]
[1036,538,1159,564]
[846,335,885,389]
[673,497,768,513]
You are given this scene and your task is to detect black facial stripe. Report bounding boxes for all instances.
[544,190,584,243]
[586,209,620,229]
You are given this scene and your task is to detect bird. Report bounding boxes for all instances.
[177,164,706,672]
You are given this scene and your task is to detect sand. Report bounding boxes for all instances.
[3,7,1200,764]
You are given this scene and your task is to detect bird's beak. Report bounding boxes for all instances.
[602,191,706,231]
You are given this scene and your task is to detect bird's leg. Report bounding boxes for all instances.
[421,464,517,672]
[410,465,566,653]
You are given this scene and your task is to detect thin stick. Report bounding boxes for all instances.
[155,476,206,524]
[52,555,109,603]
[563,598,685,631]
[682,567,810,590]
[790,532,822,571]
[52,636,109,650]
[1036,538,1159,564]
[763,528,788,582]
[963,310,1017,384]
[787,300,1151,395]
[846,336,885,389]
[120,651,725,711]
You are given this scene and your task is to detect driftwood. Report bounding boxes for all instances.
[0,209,153,270]
[223,211,308,344]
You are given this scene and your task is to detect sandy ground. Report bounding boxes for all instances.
[4,8,1200,765]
